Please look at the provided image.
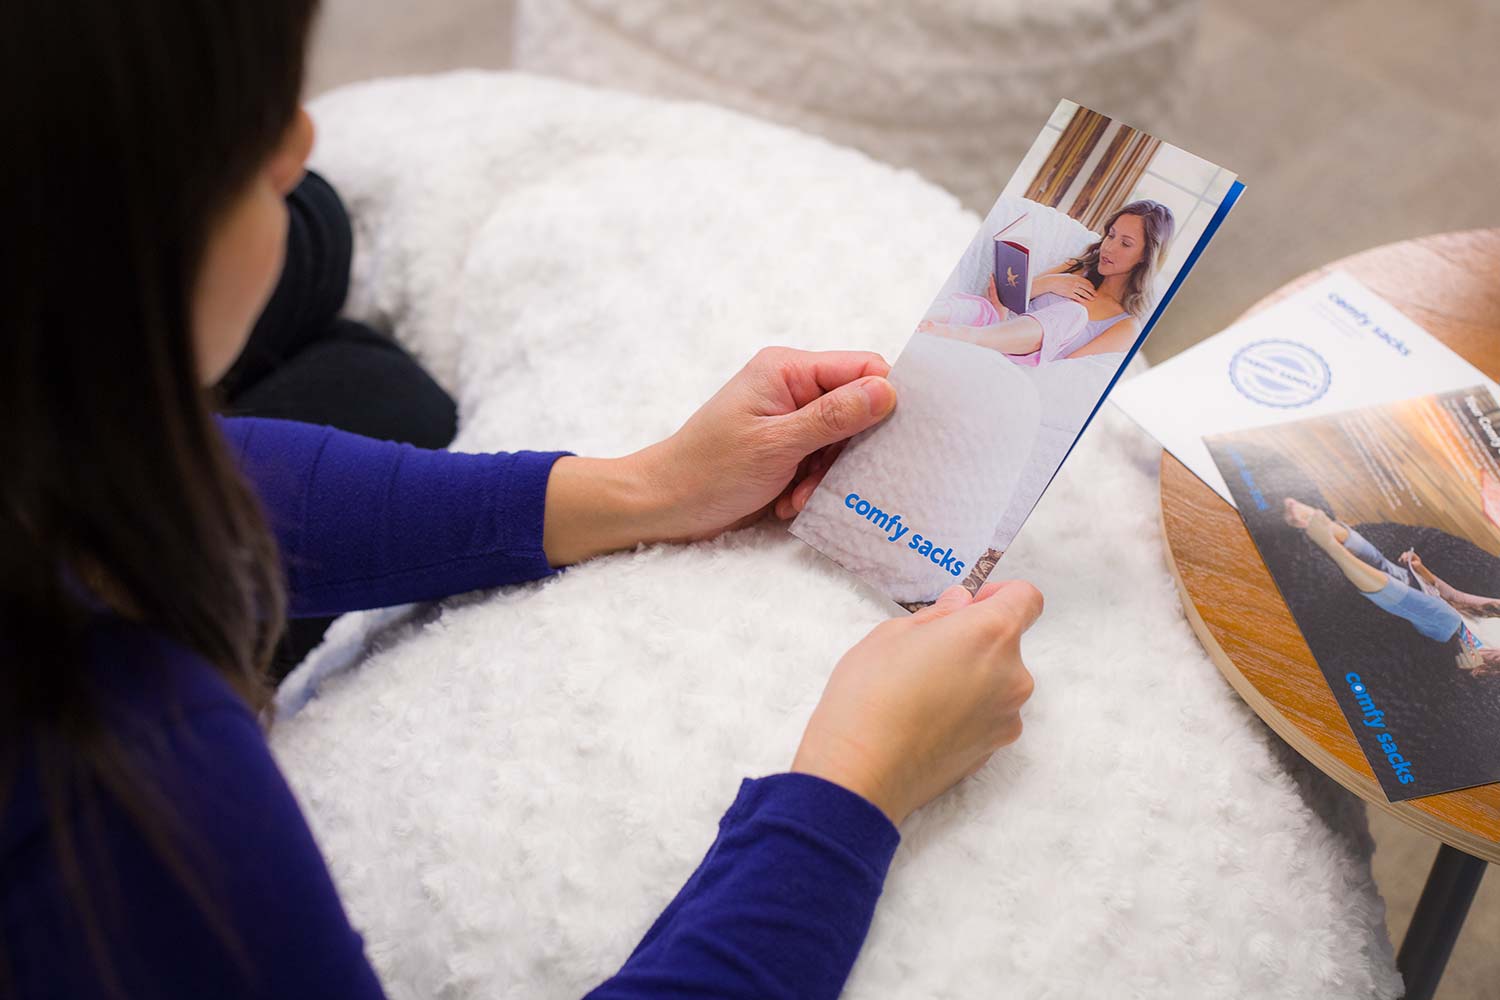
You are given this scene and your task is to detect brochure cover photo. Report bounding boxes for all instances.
[1206,387,1500,802]
[791,98,1244,605]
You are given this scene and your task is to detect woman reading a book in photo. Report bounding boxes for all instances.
[917,199,1175,366]
[1283,498,1500,677]
[3,2,1046,998]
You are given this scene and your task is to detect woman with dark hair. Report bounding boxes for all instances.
[1,2,1044,997]
[919,199,1176,364]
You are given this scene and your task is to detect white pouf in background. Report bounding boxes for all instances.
[512,0,1204,211]
[272,72,1401,999]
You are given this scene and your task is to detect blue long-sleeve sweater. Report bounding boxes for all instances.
[1,417,900,999]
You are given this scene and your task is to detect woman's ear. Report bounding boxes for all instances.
[266,107,315,196]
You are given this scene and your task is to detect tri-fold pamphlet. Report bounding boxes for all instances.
[1113,271,1500,505]
[1206,388,1500,801]
[790,98,1243,606]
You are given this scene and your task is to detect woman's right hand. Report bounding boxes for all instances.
[792,581,1043,826]
[1034,273,1095,304]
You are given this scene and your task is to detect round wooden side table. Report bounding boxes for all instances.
[1160,229,1500,1000]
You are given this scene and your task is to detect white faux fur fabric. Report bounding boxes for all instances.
[512,0,1203,211]
[272,72,1402,999]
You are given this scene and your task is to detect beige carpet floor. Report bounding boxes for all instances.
[306,1,1500,995]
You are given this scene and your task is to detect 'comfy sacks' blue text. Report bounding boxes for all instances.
[843,492,967,578]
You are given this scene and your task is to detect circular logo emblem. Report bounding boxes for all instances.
[1228,339,1331,408]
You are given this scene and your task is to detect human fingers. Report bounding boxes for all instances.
[967,579,1045,633]
[910,585,974,623]
[990,710,1026,749]
[974,579,1008,601]
[773,374,896,456]
[787,441,847,513]
[773,452,819,519]
[758,347,893,411]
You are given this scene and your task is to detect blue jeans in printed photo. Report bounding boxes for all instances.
[1342,527,1465,644]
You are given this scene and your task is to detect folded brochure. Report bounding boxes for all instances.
[1207,387,1500,801]
[791,98,1244,605]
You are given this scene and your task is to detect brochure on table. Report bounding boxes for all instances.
[1206,387,1500,801]
[1112,271,1500,505]
[791,98,1244,606]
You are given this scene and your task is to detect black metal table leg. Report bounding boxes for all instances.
[1396,843,1487,1000]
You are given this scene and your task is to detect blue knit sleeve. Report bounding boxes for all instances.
[219,416,570,618]
[587,773,901,999]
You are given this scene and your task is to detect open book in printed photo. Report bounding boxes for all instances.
[791,98,1245,606]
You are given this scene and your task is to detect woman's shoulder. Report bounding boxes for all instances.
[1088,291,1130,320]
[84,616,256,731]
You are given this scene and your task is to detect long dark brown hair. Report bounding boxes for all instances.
[1,0,319,990]
[1064,199,1175,318]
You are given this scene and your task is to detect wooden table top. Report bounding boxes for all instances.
[1160,228,1500,863]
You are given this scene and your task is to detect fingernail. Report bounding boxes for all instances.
[936,585,970,608]
[861,377,895,416]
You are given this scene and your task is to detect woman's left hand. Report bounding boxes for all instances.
[646,346,897,535]
[542,347,895,565]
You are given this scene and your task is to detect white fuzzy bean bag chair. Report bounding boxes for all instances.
[271,72,1402,999]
